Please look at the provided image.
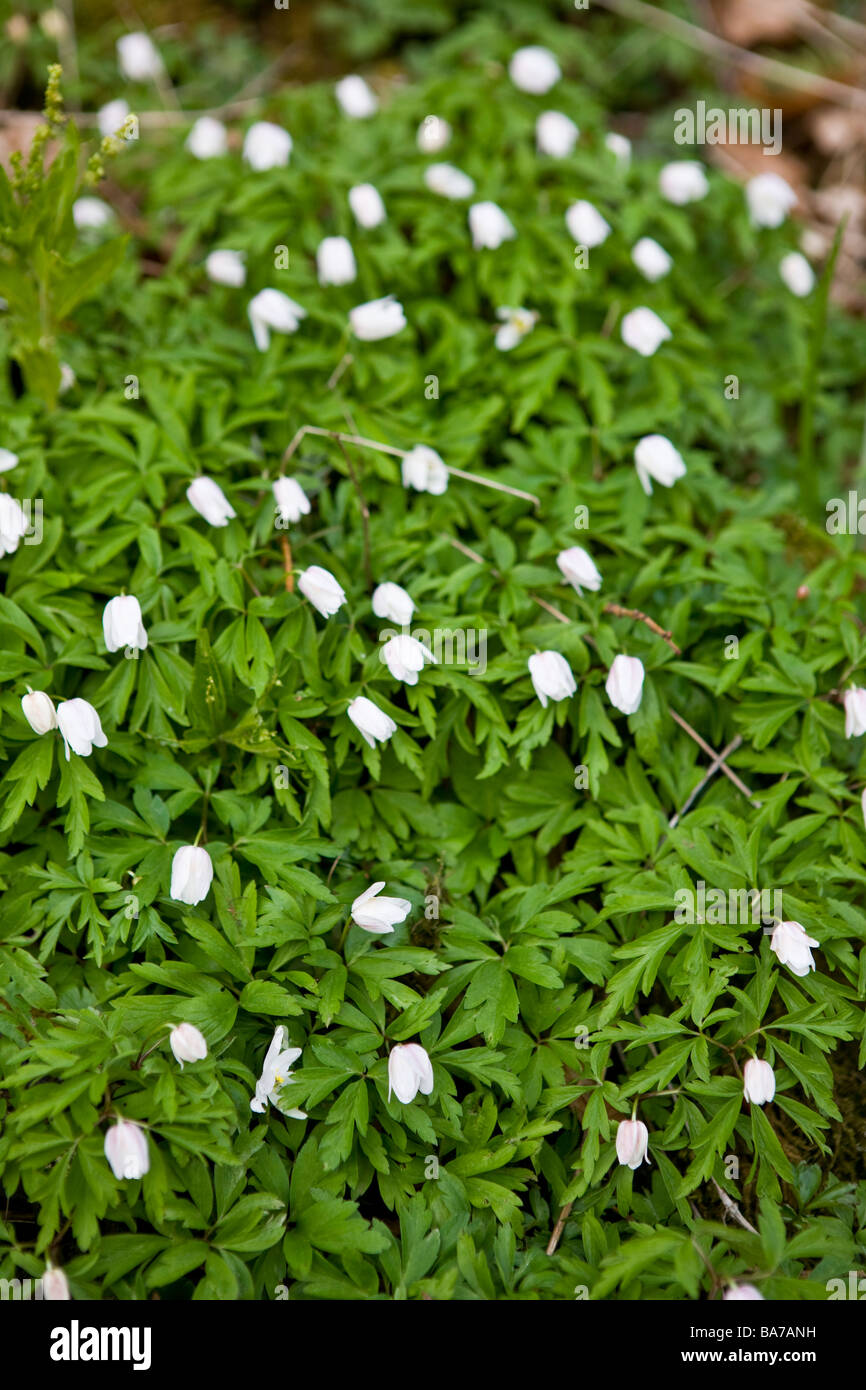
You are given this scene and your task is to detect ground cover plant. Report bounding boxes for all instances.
[0,4,865,1303]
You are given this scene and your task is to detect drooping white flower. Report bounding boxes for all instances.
[56,699,107,760]
[557,545,602,595]
[170,845,213,906]
[724,1284,765,1301]
[615,1118,649,1169]
[186,115,228,159]
[59,363,76,394]
[273,476,311,524]
[42,1264,71,1300]
[621,307,672,357]
[382,634,436,685]
[743,1058,775,1106]
[104,1120,150,1179]
[388,1043,434,1103]
[566,200,610,248]
[509,45,561,94]
[424,163,475,200]
[780,251,815,297]
[187,476,235,527]
[243,121,292,171]
[349,182,386,228]
[250,1025,306,1116]
[98,98,130,139]
[72,197,112,230]
[349,295,406,341]
[469,201,516,250]
[0,494,26,555]
[659,160,709,204]
[335,74,378,118]
[297,564,346,618]
[21,689,57,735]
[494,306,538,351]
[316,235,357,286]
[248,288,306,351]
[528,651,576,708]
[417,115,451,153]
[169,1023,208,1068]
[103,594,147,653]
[205,249,246,288]
[116,32,163,81]
[352,880,412,935]
[844,687,866,738]
[605,131,632,165]
[347,696,397,750]
[606,654,645,715]
[401,445,448,495]
[372,581,415,625]
[746,172,797,228]
[769,920,820,977]
[536,110,579,158]
[631,236,672,282]
[0,447,18,472]
[634,434,686,495]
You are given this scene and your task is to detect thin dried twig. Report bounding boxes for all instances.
[712,1177,759,1235]
[546,1202,574,1256]
[668,735,743,831]
[669,709,760,807]
[280,534,294,593]
[603,602,681,655]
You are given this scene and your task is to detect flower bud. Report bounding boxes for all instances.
[387,1043,434,1102]
[56,698,107,760]
[21,689,57,735]
[746,172,796,228]
[335,75,378,119]
[103,594,147,653]
[43,1264,71,1300]
[724,1283,764,1301]
[631,237,673,282]
[469,201,516,250]
[347,696,397,750]
[348,182,386,228]
[615,1118,649,1169]
[508,45,560,94]
[844,687,866,738]
[205,249,246,287]
[743,1057,775,1105]
[297,565,346,619]
[187,475,236,527]
[528,651,576,708]
[659,160,708,205]
[382,634,436,685]
[169,1022,208,1068]
[372,581,415,626]
[621,307,672,357]
[349,295,406,341]
[104,1119,150,1180]
[536,111,579,158]
[425,163,475,200]
[170,845,214,906]
[780,252,814,297]
[186,115,228,159]
[316,235,357,286]
[248,288,306,350]
[634,434,686,494]
[606,655,645,715]
[242,121,292,170]
[417,115,451,153]
[116,32,163,81]
[352,881,411,935]
[769,919,819,978]
[401,445,448,494]
[273,476,311,524]
[565,200,610,248]
[556,546,602,595]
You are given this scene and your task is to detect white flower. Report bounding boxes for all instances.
[724,1284,764,1301]
[187,476,235,527]
[316,235,357,286]
[59,363,76,394]
[0,494,26,555]
[769,920,820,977]
[566,200,610,248]
[250,1025,305,1116]
[557,545,602,595]
[469,201,516,250]
[402,445,448,495]
[606,654,645,715]
[605,131,632,165]
[528,651,576,708]
[347,696,397,750]
[170,845,213,906]
[72,197,112,230]
[349,182,386,228]
[746,172,797,228]
[417,115,451,153]
[615,1118,649,1169]
[631,236,672,282]
[104,1120,150,1180]
[248,288,306,351]
[494,306,538,351]
[349,295,406,341]
[352,881,412,935]
[336,74,378,118]
[186,115,227,159]
[297,564,346,618]
[103,594,147,653]
[743,1058,775,1105]
[116,32,163,81]
[780,251,815,297]
[509,45,561,94]
[845,687,866,738]
[659,160,709,205]
[425,163,475,200]
[169,1023,208,1068]
[98,98,130,139]
[621,307,671,357]
[243,121,292,171]
[56,698,107,760]
[42,1265,71,1300]
[21,689,57,735]
[372,581,415,625]
[388,1043,434,1103]
[0,447,18,471]
[273,476,311,524]
[382,634,436,685]
[205,249,246,288]
[536,110,579,158]
[634,434,686,495]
